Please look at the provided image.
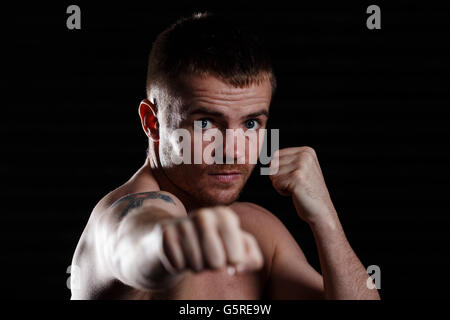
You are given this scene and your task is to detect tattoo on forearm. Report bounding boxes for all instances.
[112,192,176,219]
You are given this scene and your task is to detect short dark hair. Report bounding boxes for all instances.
[146,12,277,100]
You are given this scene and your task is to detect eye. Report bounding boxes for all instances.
[244,119,260,130]
[194,119,212,130]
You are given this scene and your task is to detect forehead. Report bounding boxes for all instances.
[174,74,272,112]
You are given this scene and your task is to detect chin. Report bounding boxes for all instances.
[196,188,242,207]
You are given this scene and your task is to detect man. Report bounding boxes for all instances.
[70,12,380,300]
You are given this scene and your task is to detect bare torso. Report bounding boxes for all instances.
[72,163,275,300]
[91,265,266,300]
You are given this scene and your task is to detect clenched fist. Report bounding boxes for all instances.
[269,147,337,225]
[157,207,264,275]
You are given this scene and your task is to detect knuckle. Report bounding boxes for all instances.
[269,162,280,174]
[161,223,178,247]
[229,242,244,260]
[246,233,259,248]
[223,238,245,265]
[303,146,316,154]
[272,149,280,158]
[209,254,226,269]
[178,221,199,246]
[255,254,264,269]
[244,241,263,269]
[216,207,239,226]
[161,232,185,271]
[215,206,230,214]
[250,246,264,267]
[161,221,174,235]
[194,209,215,229]
[293,169,304,180]
[178,219,192,234]
[225,210,240,225]
[301,153,313,164]
[161,228,171,247]
[206,243,226,269]
[302,146,316,159]
[187,247,203,272]
[227,255,242,266]
[171,255,185,272]
[196,208,212,219]
[269,158,279,167]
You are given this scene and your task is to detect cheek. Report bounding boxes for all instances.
[242,131,264,164]
[250,133,263,153]
[166,164,205,188]
[187,137,205,164]
[158,128,177,166]
[166,128,266,165]
[159,126,194,165]
[257,129,265,149]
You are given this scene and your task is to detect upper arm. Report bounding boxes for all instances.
[88,191,186,277]
[238,203,324,300]
[100,190,186,224]
[71,190,187,298]
[268,222,324,299]
[93,190,186,238]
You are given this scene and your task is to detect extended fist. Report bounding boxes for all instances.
[269,147,337,225]
[158,207,264,275]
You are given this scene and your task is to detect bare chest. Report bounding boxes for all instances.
[147,268,266,300]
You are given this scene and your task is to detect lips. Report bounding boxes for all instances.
[208,172,242,183]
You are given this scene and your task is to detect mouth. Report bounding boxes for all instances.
[208,172,243,183]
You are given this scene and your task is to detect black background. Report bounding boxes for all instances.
[4,1,450,300]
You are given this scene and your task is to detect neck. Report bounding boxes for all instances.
[146,157,203,213]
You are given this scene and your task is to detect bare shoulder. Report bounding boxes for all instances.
[89,185,185,225]
[229,202,295,282]
[230,202,303,257]
[70,181,184,299]
[230,202,286,232]
[229,202,288,249]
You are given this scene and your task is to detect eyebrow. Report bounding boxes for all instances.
[188,106,269,119]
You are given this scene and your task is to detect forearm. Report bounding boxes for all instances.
[269,146,380,299]
[309,212,380,300]
[99,206,184,291]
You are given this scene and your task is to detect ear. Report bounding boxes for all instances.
[138,99,159,141]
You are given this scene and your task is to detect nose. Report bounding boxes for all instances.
[222,129,245,164]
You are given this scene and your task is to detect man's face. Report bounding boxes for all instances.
[158,74,272,207]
